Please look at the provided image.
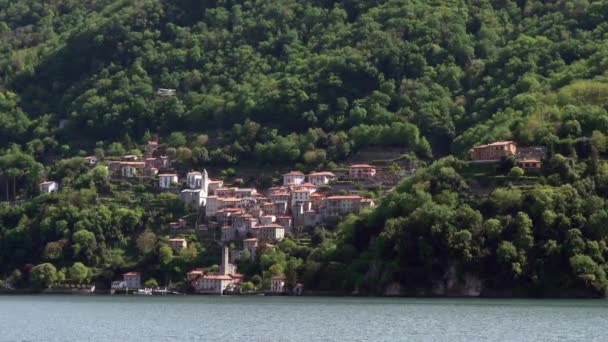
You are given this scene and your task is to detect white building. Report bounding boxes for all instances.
[84,156,98,166]
[196,275,235,294]
[307,171,336,186]
[157,88,176,97]
[159,174,178,189]
[256,224,285,241]
[169,238,187,251]
[187,172,203,189]
[39,181,58,193]
[271,276,286,293]
[283,171,306,185]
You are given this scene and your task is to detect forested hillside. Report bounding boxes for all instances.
[3,0,608,296]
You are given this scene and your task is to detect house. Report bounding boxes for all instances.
[187,269,204,281]
[207,180,224,195]
[159,174,178,189]
[471,141,517,161]
[259,215,276,225]
[255,224,285,241]
[270,276,286,293]
[121,162,146,177]
[169,238,187,251]
[322,195,366,217]
[235,188,257,198]
[291,189,311,206]
[215,187,237,198]
[196,275,235,294]
[518,158,542,171]
[349,164,377,180]
[123,272,142,289]
[157,88,176,97]
[307,171,336,186]
[283,171,306,185]
[84,156,97,166]
[39,181,58,193]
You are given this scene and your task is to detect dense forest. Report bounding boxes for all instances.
[2,0,608,296]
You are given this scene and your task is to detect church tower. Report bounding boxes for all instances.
[199,169,210,207]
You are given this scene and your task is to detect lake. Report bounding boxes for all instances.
[0,296,606,341]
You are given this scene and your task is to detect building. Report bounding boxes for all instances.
[187,269,204,281]
[157,88,176,97]
[207,180,224,195]
[322,195,368,217]
[472,141,517,161]
[84,156,98,166]
[169,238,187,251]
[307,171,336,186]
[256,224,285,241]
[235,188,257,198]
[159,174,178,189]
[349,164,377,180]
[39,181,58,193]
[123,272,142,289]
[121,162,146,177]
[187,172,203,189]
[270,276,286,293]
[283,171,306,185]
[291,189,311,206]
[196,275,235,294]
[518,158,542,171]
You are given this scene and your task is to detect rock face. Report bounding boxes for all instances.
[383,282,402,296]
[442,265,483,297]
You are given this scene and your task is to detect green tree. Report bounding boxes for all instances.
[68,262,89,284]
[30,263,58,289]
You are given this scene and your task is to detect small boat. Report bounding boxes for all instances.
[134,288,153,296]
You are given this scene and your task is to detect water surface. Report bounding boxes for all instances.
[0,296,606,341]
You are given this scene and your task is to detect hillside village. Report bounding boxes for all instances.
[30,136,556,295]
[36,139,400,294]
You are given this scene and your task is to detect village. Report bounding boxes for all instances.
[36,139,546,295]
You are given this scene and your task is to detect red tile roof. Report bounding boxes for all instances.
[124,272,141,276]
[474,141,515,149]
[308,171,336,176]
[326,195,362,200]
[203,275,233,280]
[283,171,305,176]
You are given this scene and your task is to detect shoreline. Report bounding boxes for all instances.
[1,289,605,299]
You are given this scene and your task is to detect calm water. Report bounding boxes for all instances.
[0,296,607,341]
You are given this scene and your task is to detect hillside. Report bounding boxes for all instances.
[2,0,608,296]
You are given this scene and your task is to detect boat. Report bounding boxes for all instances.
[134,288,153,295]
